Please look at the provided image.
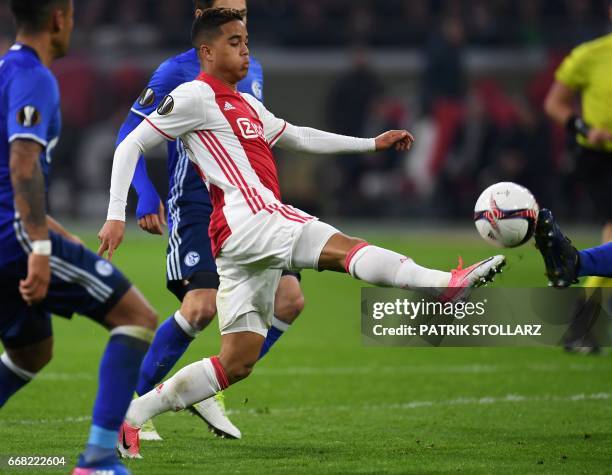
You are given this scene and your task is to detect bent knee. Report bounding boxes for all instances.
[6,345,53,374]
[105,287,158,331]
[134,304,158,331]
[275,294,305,322]
[181,301,217,331]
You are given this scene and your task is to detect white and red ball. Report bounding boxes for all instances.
[474,182,539,248]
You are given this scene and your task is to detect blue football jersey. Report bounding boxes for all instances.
[0,44,61,266]
[118,48,264,229]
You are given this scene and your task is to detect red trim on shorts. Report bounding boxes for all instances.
[210,356,230,390]
[344,242,370,275]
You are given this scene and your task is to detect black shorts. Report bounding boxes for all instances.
[0,229,131,349]
[575,146,612,221]
[167,269,302,302]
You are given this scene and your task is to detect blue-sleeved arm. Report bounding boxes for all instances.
[7,68,57,148]
[116,56,185,219]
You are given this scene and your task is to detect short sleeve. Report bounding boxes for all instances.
[555,44,590,90]
[241,93,286,146]
[7,68,58,147]
[131,58,184,118]
[144,82,206,140]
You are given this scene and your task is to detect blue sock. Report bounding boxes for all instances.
[82,328,151,464]
[259,316,290,359]
[0,354,34,407]
[136,313,194,396]
[578,243,612,278]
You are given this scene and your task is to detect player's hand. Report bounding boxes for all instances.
[97,220,126,261]
[137,200,166,235]
[586,128,612,146]
[20,253,51,305]
[375,130,414,152]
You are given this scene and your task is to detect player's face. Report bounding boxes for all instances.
[206,20,250,84]
[51,0,74,59]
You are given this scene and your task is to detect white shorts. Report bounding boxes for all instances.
[216,207,339,336]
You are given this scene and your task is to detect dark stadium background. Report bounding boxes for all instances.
[1,0,609,223]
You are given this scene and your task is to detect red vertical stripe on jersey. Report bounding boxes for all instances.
[204,131,267,211]
[196,131,258,215]
[197,73,282,201]
[191,157,230,254]
[208,183,231,257]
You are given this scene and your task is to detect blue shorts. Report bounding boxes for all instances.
[0,228,131,349]
[166,208,218,300]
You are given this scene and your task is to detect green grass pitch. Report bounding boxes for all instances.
[1,229,611,474]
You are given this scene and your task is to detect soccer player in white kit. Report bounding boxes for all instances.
[98,9,505,458]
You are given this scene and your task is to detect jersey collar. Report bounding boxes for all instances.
[196,72,241,96]
[10,43,41,62]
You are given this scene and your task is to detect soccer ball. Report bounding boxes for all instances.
[473,182,539,248]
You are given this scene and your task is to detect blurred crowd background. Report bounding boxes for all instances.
[0,0,610,222]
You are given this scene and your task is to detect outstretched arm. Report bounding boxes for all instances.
[242,94,414,155]
[98,121,166,259]
[276,123,414,154]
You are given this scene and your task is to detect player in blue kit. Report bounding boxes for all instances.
[1,2,158,474]
[113,0,305,440]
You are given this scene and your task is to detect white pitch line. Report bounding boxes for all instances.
[2,392,609,426]
[37,372,95,381]
[18,363,610,383]
[253,363,608,376]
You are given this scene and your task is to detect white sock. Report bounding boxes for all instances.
[126,357,227,426]
[1,353,36,381]
[271,315,290,332]
[347,245,451,289]
[173,310,199,338]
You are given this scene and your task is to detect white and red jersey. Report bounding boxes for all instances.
[108,71,375,256]
[143,73,312,256]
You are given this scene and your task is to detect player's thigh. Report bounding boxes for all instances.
[0,279,54,373]
[274,272,305,322]
[104,286,157,331]
[291,220,365,272]
[4,337,53,374]
[34,231,155,331]
[180,285,218,330]
[216,258,281,337]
